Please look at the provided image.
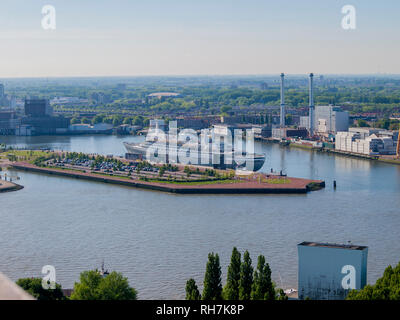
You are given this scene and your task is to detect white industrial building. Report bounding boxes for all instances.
[68,123,113,134]
[300,116,309,130]
[149,119,165,131]
[335,128,398,155]
[300,105,349,135]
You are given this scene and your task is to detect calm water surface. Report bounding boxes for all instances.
[1,135,400,299]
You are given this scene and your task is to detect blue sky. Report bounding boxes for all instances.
[0,0,399,77]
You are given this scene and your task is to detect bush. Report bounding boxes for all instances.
[16,278,65,300]
[70,270,137,300]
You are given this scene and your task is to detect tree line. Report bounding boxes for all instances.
[16,269,137,300]
[185,248,287,300]
[346,260,400,300]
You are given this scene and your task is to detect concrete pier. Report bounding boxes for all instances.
[11,162,325,195]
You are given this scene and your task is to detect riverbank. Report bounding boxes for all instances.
[278,141,400,165]
[0,180,24,193]
[11,162,325,194]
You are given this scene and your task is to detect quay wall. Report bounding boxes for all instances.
[11,163,323,194]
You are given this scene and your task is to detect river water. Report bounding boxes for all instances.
[0,135,399,299]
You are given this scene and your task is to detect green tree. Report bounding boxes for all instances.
[276,288,288,300]
[202,253,222,300]
[220,106,232,114]
[250,255,275,300]
[376,118,391,130]
[81,117,91,124]
[357,119,370,127]
[123,117,133,125]
[185,278,201,300]
[70,117,80,124]
[70,270,137,300]
[92,114,105,124]
[347,261,400,300]
[223,247,241,300]
[133,115,144,126]
[285,114,293,125]
[16,278,65,300]
[239,250,253,300]
[112,115,123,127]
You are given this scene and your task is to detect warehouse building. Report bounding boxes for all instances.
[335,129,398,155]
[298,242,368,300]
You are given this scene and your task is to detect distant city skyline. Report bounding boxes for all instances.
[0,0,399,77]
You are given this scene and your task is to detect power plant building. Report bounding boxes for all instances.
[300,106,349,135]
[308,73,315,136]
[298,242,368,300]
[315,105,349,134]
[280,73,285,127]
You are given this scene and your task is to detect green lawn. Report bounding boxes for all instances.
[0,150,52,163]
[91,171,133,180]
[45,166,86,173]
[141,178,242,186]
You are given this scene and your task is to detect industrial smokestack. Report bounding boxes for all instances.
[309,73,315,135]
[280,73,285,127]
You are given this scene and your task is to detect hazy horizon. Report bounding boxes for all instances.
[1,0,399,78]
[3,73,400,80]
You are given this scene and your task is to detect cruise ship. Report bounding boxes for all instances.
[123,140,266,171]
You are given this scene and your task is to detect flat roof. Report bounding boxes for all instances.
[148,92,180,97]
[298,241,368,251]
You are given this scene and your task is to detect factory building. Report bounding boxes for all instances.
[335,129,397,155]
[308,73,315,136]
[68,123,113,134]
[297,74,349,138]
[0,83,16,108]
[315,105,349,134]
[300,105,349,135]
[348,127,396,139]
[271,127,308,139]
[299,116,309,129]
[24,98,53,117]
[16,98,69,135]
[0,111,20,135]
[298,242,368,300]
[280,73,285,127]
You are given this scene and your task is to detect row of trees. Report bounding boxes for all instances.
[357,118,400,130]
[70,114,149,127]
[15,258,400,300]
[16,269,137,300]
[185,248,287,300]
[347,261,400,300]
